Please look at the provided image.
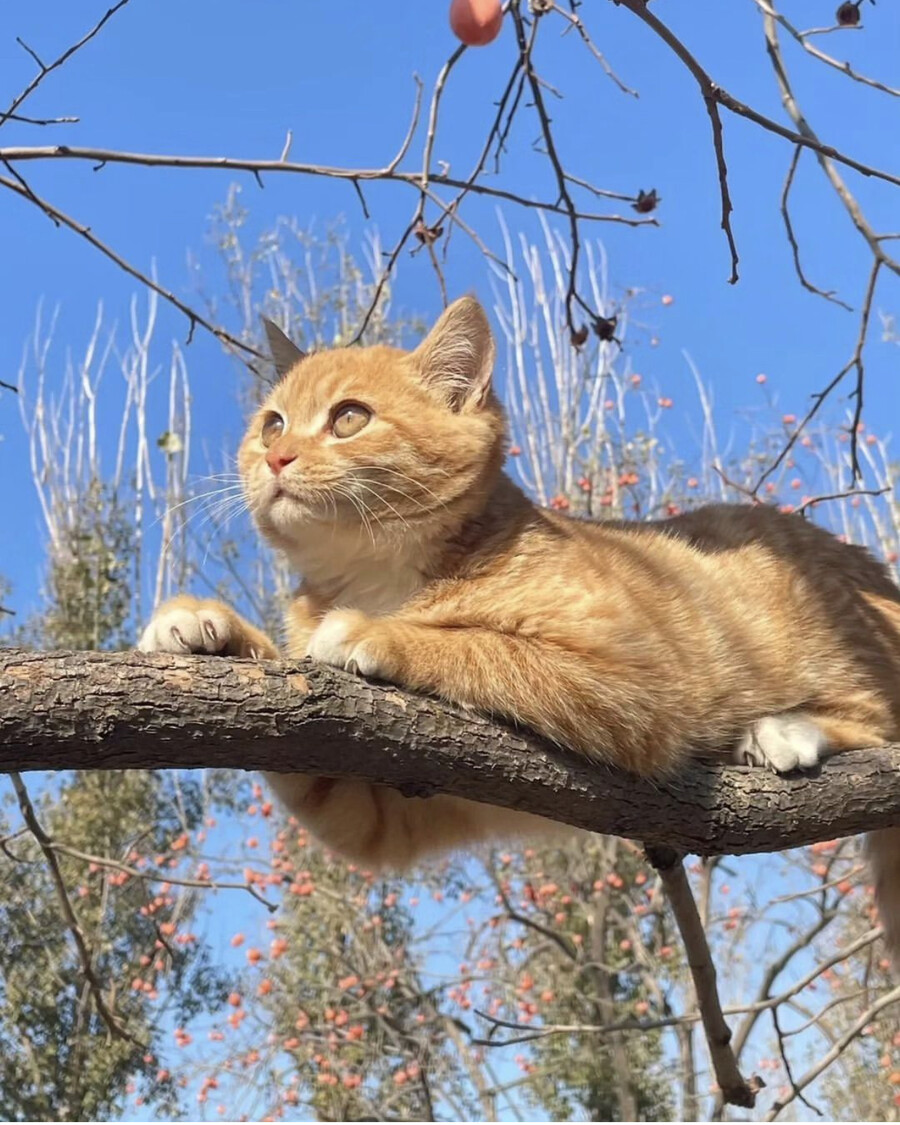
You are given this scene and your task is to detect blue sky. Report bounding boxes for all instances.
[0,4,898,1116]
[2,0,899,623]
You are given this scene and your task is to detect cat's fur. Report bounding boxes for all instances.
[139,297,900,952]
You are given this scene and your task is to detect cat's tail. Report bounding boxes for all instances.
[866,828,900,962]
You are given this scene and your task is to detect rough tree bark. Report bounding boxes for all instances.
[1,647,899,854]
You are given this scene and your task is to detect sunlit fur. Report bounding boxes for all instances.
[141,297,900,952]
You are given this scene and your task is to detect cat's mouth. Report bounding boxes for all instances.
[258,477,331,523]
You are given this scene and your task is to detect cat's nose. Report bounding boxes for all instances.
[266,449,298,476]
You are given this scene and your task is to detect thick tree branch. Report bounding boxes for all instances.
[2,648,900,856]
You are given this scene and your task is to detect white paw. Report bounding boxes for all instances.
[139,606,233,656]
[306,612,383,678]
[736,714,825,773]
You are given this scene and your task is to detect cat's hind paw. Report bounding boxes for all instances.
[736,713,825,774]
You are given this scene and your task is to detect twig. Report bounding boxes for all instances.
[494,876,578,961]
[49,842,278,911]
[350,218,417,344]
[511,5,592,336]
[846,261,881,479]
[753,259,882,492]
[0,1,133,129]
[720,909,838,1118]
[754,0,900,98]
[8,771,142,1044]
[796,485,888,517]
[770,1005,824,1117]
[2,159,59,226]
[4,112,79,126]
[472,928,886,1047]
[780,146,851,309]
[764,984,900,1120]
[770,864,866,903]
[387,75,425,175]
[612,0,739,283]
[760,10,900,281]
[0,145,657,227]
[613,0,900,194]
[0,173,263,365]
[550,2,638,97]
[646,845,761,1109]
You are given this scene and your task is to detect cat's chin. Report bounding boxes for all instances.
[254,489,318,541]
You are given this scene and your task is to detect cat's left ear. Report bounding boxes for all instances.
[413,295,496,412]
[261,317,306,379]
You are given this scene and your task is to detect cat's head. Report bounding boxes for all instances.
[239,296,506,553]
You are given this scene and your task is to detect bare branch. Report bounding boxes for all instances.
[780,146,852,310]
[551,3,637,98]
[754,0,900,98]
[0,145,653,227]
[0,172,263,365]
[763,983,900,1120]
[646,846,762,1109]
[796,485,888,517]
[0,1,134,129]
[8,770,142,1044]
[770,1004,824,1118]
[510,5,592,335]
[472,929,886,1047]
[752,259,882,492]
[49,842,278,911]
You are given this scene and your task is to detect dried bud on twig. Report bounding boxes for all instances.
[593,313,619,343]
[836,1,863,26]
[632,188,661,214]
[414,220,444,245]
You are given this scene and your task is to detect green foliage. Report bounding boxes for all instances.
[41,479,134,652]
[0,770,227,1121]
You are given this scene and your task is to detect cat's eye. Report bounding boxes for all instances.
[331,402,371,439]
[260,412,285,447]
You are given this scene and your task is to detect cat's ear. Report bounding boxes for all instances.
[261,317,306,379]
[413,296,496,411]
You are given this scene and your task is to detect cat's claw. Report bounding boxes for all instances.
[139,606,234,657]
[736,714,825,774]
[306,610,385,679]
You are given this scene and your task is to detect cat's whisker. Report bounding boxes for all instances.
[355,476,431,514]
[351,481,413,532]
[174,491,246,528]
[185,493,251,536]
[148,485,245,534]
[352,464,450,507]
[358,477,446,516]
[333,484,380,549]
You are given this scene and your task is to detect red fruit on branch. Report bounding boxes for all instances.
[449,0,503,46]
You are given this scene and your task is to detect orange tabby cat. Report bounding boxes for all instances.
[139,297,900,952]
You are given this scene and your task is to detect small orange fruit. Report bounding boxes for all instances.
[449,0,503,46]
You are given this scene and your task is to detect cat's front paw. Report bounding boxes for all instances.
[306,610,397,681]
[138,597,267,659]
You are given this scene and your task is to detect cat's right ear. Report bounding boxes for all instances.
[413,295,496,412]
[261,317,306,379]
